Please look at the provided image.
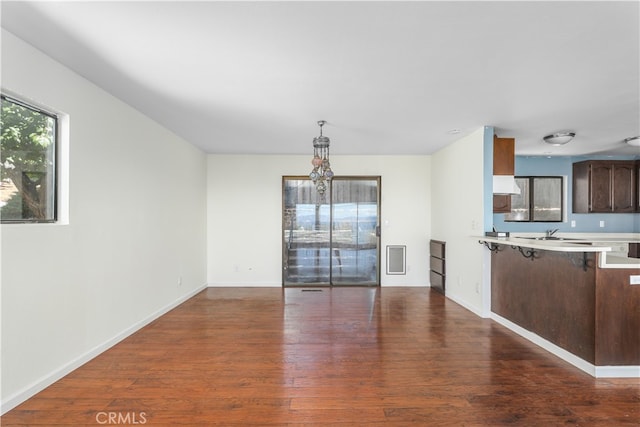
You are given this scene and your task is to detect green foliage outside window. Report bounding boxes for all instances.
[1,95,57,222]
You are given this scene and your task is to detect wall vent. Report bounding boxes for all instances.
[386,245,406,275]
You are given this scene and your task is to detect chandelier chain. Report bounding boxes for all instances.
[309,120,333,195]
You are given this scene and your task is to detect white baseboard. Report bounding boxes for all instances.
[207,282,281,287]
[1,283,207,415]
[446,293,486,318]
[595,365,640,378]
[207,283,431,288]
[491,312,639,378]
[382,283,429,287]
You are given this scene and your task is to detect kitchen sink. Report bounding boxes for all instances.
[521,236,578,241]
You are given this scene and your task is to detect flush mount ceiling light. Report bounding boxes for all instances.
[543,132,576,146]
[309,120,334,195]
[624,136,640,147]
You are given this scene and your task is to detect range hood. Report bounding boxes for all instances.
[493,175,521,195]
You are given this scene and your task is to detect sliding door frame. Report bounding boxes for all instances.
[282,175,381,287]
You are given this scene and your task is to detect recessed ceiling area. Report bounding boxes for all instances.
[1,1,638,157]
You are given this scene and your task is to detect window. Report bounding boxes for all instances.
[1,94,58,223]
[505,176,563,222]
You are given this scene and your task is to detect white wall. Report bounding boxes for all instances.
[207,155,431,286]
[430,127,487,315]
[1,30,208,411]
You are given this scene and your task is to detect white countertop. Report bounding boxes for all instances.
[476,233,640,269]
[478,236,612,253]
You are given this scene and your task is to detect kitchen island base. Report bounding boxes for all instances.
[489,243,639,377]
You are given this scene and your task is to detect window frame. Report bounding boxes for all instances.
[1,93,59,224]
[504,176,564,223]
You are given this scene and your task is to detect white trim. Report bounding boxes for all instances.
[491,312,640,378]
[0,284,207,415]
[56,112,70,225]
[594,365,640,378]
[384,283,428,287]
[207,282,281,287]
[446,293,486,318]
[206,282,431,288]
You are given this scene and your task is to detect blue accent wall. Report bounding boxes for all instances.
[492,155,639,233]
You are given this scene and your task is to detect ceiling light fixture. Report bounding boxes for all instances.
[624,136,640,147]
[543,132,575,146]
[309,120,334,195]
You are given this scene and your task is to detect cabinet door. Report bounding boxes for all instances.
[572,161,590,213]
[590,163,613,212]
[637,161,640,212]
[493,137,515,175]
[493,136,515,213]
[612,162,635,212]
[493,194,511,213]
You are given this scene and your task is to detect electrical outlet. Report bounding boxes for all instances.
[630,275,640,285]
[599,220,605,228]
[177,276,182,287]
[571,220,576,228]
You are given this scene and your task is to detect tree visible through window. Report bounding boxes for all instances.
[1,95,57,222]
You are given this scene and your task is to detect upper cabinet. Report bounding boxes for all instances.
[493,135,515,175]
[636,160,640,212]
[493,135,515,213]
[572,160,637,213]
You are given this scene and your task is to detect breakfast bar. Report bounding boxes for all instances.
[479,235,640,377]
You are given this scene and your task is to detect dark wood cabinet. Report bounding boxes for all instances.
[572,160,636,213]
[612,162,635,211]
[493,135,515,213]
[429,240,445,294]
[590,162,613,211]
[491,245,640,366]
[629,243,640,259]
[493,136,515,175]
[636,160,640,212]
[492,195,511,213]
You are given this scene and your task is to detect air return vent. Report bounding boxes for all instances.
[386,245,406,275]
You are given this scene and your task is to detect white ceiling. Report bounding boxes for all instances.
[1,1,639,157]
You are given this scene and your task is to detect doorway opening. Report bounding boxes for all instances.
[282,176,381,286]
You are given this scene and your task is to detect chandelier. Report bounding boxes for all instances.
[309,120,334,195]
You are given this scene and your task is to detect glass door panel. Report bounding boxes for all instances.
[283,178,331,285]
[283,176,380,286]
[331,178,380,285]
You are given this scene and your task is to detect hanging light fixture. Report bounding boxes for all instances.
[309,120,334,195]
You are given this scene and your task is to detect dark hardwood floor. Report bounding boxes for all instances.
[2,287,638,426]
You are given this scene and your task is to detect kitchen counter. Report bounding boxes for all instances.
[477,234,640,268]
[483,232,640,377]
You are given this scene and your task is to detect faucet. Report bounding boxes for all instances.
[546,228,559,237]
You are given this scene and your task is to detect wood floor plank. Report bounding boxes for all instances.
[2,287,638,426]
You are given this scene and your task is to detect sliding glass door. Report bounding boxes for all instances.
[283,176,380,286]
